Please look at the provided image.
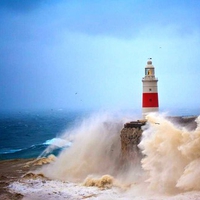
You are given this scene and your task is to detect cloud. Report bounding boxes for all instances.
[1,0,200,39]
[48,1,200,39]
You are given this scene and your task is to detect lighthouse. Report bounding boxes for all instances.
[142,59,159,116]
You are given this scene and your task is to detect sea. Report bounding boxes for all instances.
[0,108,199,160]
[0,110,89,160]
[3,108,200,199]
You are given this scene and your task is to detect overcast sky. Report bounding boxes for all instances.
[0,0,200,114]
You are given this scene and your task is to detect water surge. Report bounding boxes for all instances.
[35,112,200,198]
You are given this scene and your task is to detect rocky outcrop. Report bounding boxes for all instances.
[120,116,197,161]
[120,121,145,161]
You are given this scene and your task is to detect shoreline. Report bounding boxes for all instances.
[0,158,35,199]
[0,115,198,199]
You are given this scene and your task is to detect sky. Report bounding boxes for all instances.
[0,0,200,114]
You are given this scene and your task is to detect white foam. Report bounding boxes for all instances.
[9,112,200,200]
[9,179,123,200]
[0,148,23,154]
[39,112,129,182]
[9,179,200,200]
[139,113,200,192]
[44,138,72,148]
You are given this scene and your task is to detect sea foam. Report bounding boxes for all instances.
[139,113,200,192]
[13,112,200,199]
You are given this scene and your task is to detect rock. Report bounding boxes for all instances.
[120,121,145,162]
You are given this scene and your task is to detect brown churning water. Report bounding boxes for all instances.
[39,112,200,195]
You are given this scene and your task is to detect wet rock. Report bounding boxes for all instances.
[120,121,145,162]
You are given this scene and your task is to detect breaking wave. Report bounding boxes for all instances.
[0,138,71,160]
[139,113,200,192]
[38,112,142,185]
[31,111,200,198]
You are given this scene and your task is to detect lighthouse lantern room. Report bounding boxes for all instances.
[142,59,159,116]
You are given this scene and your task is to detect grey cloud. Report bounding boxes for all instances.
[1,0,199,40]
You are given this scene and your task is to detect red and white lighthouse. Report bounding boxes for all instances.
[142,59,159,116]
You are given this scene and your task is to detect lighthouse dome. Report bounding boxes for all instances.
[146,60,154,68]
[147,60,152,65]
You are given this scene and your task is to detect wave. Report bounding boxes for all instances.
[7,111,200,199]
[37,112,200,193]
[0,148,23,155]
[43,138,72,148]
[0,137,71,160]
[139,113,200,192]
[38,112,137,183]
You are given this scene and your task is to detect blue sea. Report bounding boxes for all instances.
[0,108,199,161]
[0,110,88,160]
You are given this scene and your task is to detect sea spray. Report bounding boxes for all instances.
[8,112,200,199]
[38,112,200,193]
[139,113,200,192]
[39,138,72,158]
[39,112,143,185]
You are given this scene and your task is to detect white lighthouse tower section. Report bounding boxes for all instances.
[142,59,159,116]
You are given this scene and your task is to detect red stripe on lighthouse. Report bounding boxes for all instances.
[143,93,159,107]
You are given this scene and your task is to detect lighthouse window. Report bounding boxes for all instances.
[149,88,152,91]
[145,68,153,75]
[148,70,151,75]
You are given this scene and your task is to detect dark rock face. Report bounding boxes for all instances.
[120,121,145,162]
[120,128,142,151]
